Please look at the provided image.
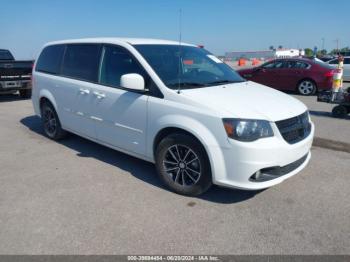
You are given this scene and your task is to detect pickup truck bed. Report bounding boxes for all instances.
[0,49,34,98]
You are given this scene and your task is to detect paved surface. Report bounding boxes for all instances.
[0,95,349,255]
[291,86,350,144]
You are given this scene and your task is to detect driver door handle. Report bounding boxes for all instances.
[93,91,106,99]
[79,88,90,95]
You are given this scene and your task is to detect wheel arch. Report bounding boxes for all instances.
[38,89,58,115]
[297,78,317,92]
[153,127,204,159]
[150,116,228,184]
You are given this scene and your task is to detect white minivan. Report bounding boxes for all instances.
[32,38,314,196]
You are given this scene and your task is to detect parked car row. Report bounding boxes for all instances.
[237,57,336,95]
[0,49,33,98]
[326,56,350,81]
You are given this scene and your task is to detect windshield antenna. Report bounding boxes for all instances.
[177,8,182,94]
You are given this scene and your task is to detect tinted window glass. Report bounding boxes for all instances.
[36,45,65,74]
[344,58,350,64]
[263,61,283,69]
[294,61,309,69]
[262,61,275,68]
[0,50,14,60]
[99,45,148,87]
[274,61,284,68]
[134,45,244,89]
[284,61,296,68]
[62,44,100,82]
[329,59,338,65]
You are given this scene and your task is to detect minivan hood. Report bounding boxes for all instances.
[181,81,307,121]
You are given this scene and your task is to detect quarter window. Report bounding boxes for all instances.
[61,44,101,82]
[36,45,65,74]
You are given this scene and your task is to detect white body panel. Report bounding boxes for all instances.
[327,57,350,81]
[32,38,314,190]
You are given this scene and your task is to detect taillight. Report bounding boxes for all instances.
[324,70,335,77]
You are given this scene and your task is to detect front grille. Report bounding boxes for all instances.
[276,112,311,144]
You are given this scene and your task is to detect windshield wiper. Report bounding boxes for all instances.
[206,80,245,86]
[168,82,207,89]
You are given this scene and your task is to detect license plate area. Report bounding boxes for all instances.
[4,81,21,88]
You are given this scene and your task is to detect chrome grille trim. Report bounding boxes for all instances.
[276,112,311,144]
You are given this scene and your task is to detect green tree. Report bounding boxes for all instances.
[304,48,313,57]
[340,47,349,52]
[330,47,349,55]
[317,49,327,57]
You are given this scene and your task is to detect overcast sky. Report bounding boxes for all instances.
[1,0,349,59]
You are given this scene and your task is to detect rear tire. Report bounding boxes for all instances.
[19,89,32,99]
[40,101,67,140]
[155,133,212,196]
[332,105,348,118]
[297,80,316,96]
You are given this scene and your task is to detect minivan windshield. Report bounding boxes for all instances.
[134,45,245,89]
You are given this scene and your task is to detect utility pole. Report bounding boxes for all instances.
[321,37,325,50]
[335,38,339,52]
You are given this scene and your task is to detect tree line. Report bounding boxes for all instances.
[304,47,350,57]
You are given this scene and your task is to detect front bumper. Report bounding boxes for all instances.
[212,122,314,190]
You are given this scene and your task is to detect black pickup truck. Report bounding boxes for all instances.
[0,49,33,98]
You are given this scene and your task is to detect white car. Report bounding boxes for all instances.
[327,57,350,81]
[32,38,314,196]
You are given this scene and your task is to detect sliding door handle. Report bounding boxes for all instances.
[93,91,106,99]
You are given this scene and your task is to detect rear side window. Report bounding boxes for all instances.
[344,58,350,64]
[294,61,309,69]
[62,44,101,82]
[263,61,283,69]
[36,45,65,74]
[284,61,296,68]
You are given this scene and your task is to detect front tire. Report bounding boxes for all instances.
[297,80,316,96]
[155,133,212,196]
[41,101,67,140]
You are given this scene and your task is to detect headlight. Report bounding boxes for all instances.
[223,118,274,141]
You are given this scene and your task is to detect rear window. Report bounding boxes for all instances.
[36,45,65,74]
[0,50,14,60]
[61,44,101,82]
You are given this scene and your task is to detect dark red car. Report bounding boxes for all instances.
[237,58,335,95]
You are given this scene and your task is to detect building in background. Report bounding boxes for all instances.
[224,48,305,61]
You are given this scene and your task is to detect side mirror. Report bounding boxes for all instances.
[120,73,145,91]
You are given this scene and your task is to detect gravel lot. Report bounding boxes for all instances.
[0,92,349,255]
